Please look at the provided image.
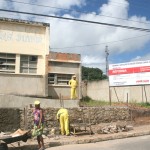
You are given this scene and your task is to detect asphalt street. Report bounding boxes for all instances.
[46,135,150,150]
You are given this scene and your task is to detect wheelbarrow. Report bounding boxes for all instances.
[0,129,31,150]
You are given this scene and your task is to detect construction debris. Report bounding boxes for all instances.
[97,122,133,134]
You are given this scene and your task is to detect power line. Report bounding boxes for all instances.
[0,11,74,25]
[1,0,150,25]
[0,8,150,33]
[51,33,150,49]
[4,0,150,10]
[1,9,150,50]
[0,10,98,27]
[105,45,109,76]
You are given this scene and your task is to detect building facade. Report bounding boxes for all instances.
[0,18,81,102]
[0,18,50,97]
[48,51,81,99]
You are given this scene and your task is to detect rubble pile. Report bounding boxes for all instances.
[97,122,133,134]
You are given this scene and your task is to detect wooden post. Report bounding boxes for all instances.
[142,86,143,103]
[109,86,111,106]
[126,93,128,106]
[144,85,147,103]
[62,96,64,108]
[24,106,28,130]
[59,93,62,107]
[114,87,120,102]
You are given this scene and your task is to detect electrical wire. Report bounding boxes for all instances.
[0,9,150,32]
[51,33,150,49]
[1,0,150,25]
[3,0,150,10]
[0,9,150,50]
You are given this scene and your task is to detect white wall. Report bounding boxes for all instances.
[0,95,79,108]
[0,73,47,97]
[86,80,150,103]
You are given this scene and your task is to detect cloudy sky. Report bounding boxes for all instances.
[0,0,150,73]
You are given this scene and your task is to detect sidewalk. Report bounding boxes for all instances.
[8,124,150,150]
[46,125,150,146]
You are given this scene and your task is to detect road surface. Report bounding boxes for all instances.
[46,135,150,150]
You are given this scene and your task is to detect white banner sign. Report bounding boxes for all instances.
[109,60,150,86]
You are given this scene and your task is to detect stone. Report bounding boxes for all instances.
[125,125,133,131]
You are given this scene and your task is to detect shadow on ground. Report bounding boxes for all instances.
[8,141,62,150]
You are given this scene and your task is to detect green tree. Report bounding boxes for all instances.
[82,66,107,81]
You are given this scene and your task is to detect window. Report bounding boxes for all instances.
[48,73,73,85]
[0,53,16,73]
[48,73,55,84]
[20,55,37,74]
[57,74,72,85]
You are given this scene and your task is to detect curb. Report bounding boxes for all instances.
[8,129,150,149]
[49,130,150,147]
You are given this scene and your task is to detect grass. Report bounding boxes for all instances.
[133,102,150,108]
[80,96,150,108]
[80,96,110,107]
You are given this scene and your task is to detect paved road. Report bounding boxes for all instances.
[46,135,150,150]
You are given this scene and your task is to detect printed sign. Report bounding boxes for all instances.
[109,60,150,86]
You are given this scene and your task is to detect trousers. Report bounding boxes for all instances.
[59,113,69,135]
[71,88,77,99]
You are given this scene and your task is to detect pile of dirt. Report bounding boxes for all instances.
[132,116,150,126]
[113,102,149,110]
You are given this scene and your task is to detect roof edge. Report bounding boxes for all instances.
[0,17,50,27]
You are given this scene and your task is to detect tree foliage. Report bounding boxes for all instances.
[82,66,107,81]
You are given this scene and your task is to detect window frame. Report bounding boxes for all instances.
[20,55,38,74]
[48,73,73,85]
[0,53,16,73]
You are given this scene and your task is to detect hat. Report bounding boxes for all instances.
[34,100,40,105]
[72,75,76,78]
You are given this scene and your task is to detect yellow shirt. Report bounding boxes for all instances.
[69,79,78,88]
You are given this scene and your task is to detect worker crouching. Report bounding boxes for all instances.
[57,108,70,136]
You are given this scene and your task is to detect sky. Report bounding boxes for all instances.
[0,0,150,73]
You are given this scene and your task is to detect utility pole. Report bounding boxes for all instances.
[105,46,111,106]
[105,45,109,76]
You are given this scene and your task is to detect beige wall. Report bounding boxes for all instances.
[0,21,49,55]
[0,95,79,108]
[48,86,71,99]
[48,61,81,99]
[0,20,50,75]
[0,19,50,97]
[86,80,150,103]
[49,61,80,75]
[0,73,47,96]
[87,80,109,101]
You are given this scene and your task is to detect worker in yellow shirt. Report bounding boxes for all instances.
[69,75,78,100]
[57,108,70,136]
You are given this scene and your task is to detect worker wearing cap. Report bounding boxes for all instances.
[69,75,78,99]
[32,100,45,150]
[57,108,70,136]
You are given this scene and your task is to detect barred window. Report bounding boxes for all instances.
[20,55,37,74]
[0,53,16,73]
[48,73,73,85]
